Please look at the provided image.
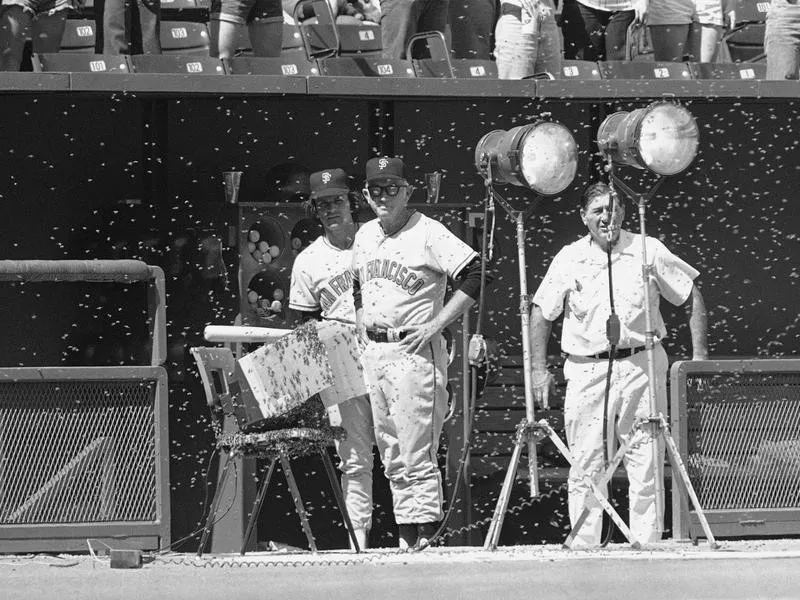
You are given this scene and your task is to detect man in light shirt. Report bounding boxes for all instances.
[530,182,708,547]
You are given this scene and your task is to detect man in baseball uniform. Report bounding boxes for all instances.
[352,156,485,549]
[289,168,375,550]
[530,182,708,547]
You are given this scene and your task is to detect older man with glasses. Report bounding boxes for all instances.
[351,156,487,550]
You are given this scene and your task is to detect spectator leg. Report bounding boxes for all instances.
[213,18,241,58]
[765,4,800,80]
[560,0,591,59]
[495,12,538,79]
[103,0,132,53]
[31,11,68,54]
[603,9,634,61]
[649,22,700,61]
[576,2,607,61]
[249,18,282,56]
[138,0,161,54]
[417,0,449,57]
[447,0,495,59]
[536,6,563,76]
[698,23,721,62]
[379,0,422,58]
[0,6,32,71]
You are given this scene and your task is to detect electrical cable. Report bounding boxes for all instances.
[415,174,495,552]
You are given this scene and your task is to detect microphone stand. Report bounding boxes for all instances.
[478,157,634,550]
[562,169,718,548]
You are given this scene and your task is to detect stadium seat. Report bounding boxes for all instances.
[318,56,415,77]
[451,59,497,78]
[223,55,319,75]
[32,52,131,72]
[689,61,766,79]
[336,22,381,55]
[724,0,768,62]
[599,60,693,79]
[159,21,210,55]
[59,19,96,53]
[282,22,304,54]
[130,54,225,74]
[559,59,601,80]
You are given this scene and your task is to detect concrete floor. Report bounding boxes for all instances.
[3,540,800,600]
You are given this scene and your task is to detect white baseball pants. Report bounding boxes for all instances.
[563,344,668,547]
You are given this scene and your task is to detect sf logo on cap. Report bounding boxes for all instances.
[378,158,389,170]
[322,171,331,184]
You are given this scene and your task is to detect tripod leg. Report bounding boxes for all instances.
[280,453,317,552]
[483,436,526,550]
[544,425,634,546]
[319,447,361,553]
[662,425,718,548]
[240,457,277,555]
[197,450,233,558]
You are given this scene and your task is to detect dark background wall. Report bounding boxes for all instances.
[1,92,798,548]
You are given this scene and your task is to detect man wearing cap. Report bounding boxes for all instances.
[351,156,486,549]
[289,168,375,550]
[530,182,708,547]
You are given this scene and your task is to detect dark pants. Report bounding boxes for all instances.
[561,0,633,61]
[447,0,497,59]
[94,0,162,54]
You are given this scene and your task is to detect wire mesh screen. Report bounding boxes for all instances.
[0,377,158,525]
[685,372,800,511]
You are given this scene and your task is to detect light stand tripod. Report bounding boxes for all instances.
[478,162,635,550]
[562,170,718,549]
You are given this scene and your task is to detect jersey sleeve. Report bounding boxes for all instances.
[531,247,571,321]
[289,253,320,312]
[426,219,478,280]
[651,238,699,306]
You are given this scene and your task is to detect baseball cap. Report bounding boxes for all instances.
[365,156,407,184]
[310,168,350,199]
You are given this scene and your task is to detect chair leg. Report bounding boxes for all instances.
[280,453,317,552]
[319,447,361,553]
[240,457,278,555]
[197,450,233,558]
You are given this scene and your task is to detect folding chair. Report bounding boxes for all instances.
[723,0,768,63]
[408,31,454,77]
[191,346,361,556]
[32,52,131,72]
[59,19,96,53]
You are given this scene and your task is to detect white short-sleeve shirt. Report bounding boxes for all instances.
[352,212,477,329]
[532,230,698,356]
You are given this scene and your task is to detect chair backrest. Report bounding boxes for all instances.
[32,52,132,73]
[223,55,320,76]
[160,21,210,55]
[318,56,415,77]
[560,59,601,80]
[689,61,766,79]
[599,60,693,80]
[191,346,262,432]
[130,54,225,74]
[60,19,97,53]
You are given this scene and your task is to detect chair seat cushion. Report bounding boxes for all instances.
[218,426,346,457]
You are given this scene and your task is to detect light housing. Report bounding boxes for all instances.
[597,101,699,176]
[475,121,578,195]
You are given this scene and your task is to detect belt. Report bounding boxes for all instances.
[500,2,523,20]
[366,328,407,343]
[586,345,647,360]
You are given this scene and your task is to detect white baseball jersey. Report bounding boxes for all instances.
[352,212,477,328]
[289,235,356,324]
[533,229,698,355]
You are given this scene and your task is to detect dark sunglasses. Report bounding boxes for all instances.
[367,184,407,198]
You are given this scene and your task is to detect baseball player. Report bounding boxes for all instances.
[530,182,708,547]
[351,156,486,550]
[289,168,375,550]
